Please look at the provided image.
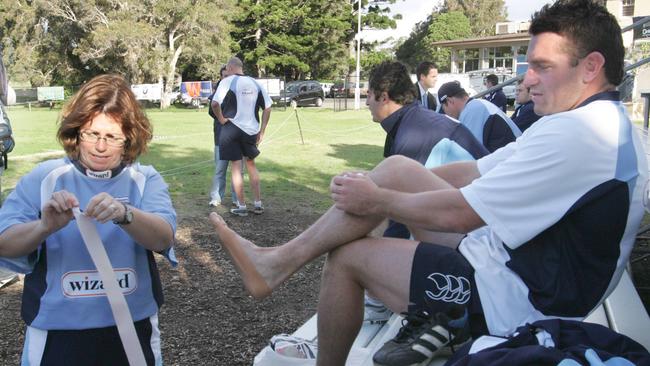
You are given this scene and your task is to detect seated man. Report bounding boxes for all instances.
[364,60,488,323]
[483,73,507,113]
[369,60,488,242]
[511,78,541,132]
[438,81,521,152]
[209,1,647,365]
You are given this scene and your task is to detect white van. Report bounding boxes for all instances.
[320,82,333,97]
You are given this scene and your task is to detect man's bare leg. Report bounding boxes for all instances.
[231,159,245,205]
[316,237,418,365]
[209,155,455,299]
[245,159,261,203]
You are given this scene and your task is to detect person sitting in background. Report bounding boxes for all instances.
[438,81,521,152]
[483,73,507,113]
[363,60,488,324]
[0,74,177,365]
[511,79,541,132]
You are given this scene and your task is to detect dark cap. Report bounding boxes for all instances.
[437,81,465,104]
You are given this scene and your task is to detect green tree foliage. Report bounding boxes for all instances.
[0,0,234,107]
[360,48,393,71]
[442,0,507,37]
[0,1,42,86]
[232,0,353,80]
[395,11,471,73]
[232,0,399,80]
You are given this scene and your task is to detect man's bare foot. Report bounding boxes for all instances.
[209,212,272,299]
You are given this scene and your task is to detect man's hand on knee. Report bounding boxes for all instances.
[330,171,382,216]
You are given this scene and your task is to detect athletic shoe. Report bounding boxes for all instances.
[269,333,318,359]
[230,207,248,217]
[364,301,392,324]
[253,205,264,215]
[372,309,469,366]
[232,201,238,208]
[209,199,221,207]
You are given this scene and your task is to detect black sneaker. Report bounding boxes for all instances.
[372,309,469,366]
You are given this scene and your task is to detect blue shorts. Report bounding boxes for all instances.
[219,122,260,161]
[409,242,488,337]
[22,315,161,366]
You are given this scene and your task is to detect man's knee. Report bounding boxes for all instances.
[371,155,422,187]
[324,238,373,276]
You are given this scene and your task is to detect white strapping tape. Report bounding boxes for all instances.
[73,208,147,366]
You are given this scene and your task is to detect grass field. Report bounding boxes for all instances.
[1,105,385,210]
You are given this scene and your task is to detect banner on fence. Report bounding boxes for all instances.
[131,83,162,101]
[37,86,64,101]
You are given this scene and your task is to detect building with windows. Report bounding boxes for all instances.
[431,23,531,75]
[432,0,648,76]
[431,0,649,118]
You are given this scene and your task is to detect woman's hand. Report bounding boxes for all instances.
[84,192,126,224]
[39,190,79,235]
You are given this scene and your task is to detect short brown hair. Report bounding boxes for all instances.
[369,61,416,105]
[529,0,624,86]
[57,74,153,164]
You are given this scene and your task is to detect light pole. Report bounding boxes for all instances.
[354,0,362,110]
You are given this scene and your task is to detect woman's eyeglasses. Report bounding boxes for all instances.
[79,130,127,147]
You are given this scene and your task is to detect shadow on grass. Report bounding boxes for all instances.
[328,143,383,172]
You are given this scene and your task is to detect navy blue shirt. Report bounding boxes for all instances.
[381,102,488,238]
[511,100,541,132]
[485,89,507,113]
[208,91,223,146]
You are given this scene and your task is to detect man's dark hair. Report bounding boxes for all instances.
[516,78,530,92]
[529,0,624,85]
[369,61,417,105]
[416,61,438,79]
[485,74,499,87]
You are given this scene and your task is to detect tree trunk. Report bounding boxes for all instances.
[161,31,183,109]
[254,0,262,77]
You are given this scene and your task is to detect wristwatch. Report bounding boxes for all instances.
[113,202,134,225]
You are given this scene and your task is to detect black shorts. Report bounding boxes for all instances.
[409,242,488,337]
[28,317,157,366]
[219,122,260,161]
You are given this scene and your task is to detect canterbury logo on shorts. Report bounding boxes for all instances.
[425,272,471,304]
[61,268,137,297]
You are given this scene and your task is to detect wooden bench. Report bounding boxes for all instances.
[254,269,650,365]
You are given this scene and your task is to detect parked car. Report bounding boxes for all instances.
[346,81,369,98]
[329,82,347,98]
[273,80,325,107]
[329,81,369,98]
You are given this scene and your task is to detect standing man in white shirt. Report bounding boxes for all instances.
[211,57,272,216]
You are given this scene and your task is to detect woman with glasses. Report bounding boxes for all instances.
[0,74,176,365]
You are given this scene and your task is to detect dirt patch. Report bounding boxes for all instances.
[2,198,650,365]
[0,198,323,365]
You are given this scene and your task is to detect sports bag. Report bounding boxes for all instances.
[0,103,15,169]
